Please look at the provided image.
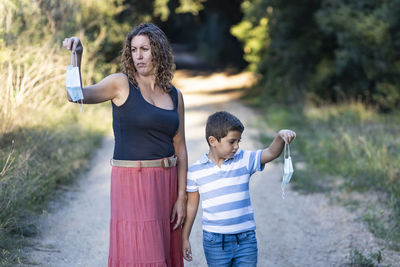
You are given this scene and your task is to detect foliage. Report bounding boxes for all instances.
[154,0,171,21]
[230,3,269,72]
[0,111,109,265]
[256,101,400,249]
[233,0,400,110]
[314,0,400,110]
[349,248,384,267]
[157,0,246,67]
[175,0,206,15]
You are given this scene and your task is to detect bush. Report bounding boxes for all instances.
[232,0,400,110]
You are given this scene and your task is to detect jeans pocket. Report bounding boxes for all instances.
[203,231,217,243]
[241,230,257,242]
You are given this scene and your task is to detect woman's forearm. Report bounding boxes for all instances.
[176,147,188,198]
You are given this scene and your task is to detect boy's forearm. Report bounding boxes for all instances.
[269,135,285,158]
[181,213,195,240]
[261,135,285,164]
[182,192,199,240]
[261,129,296,164]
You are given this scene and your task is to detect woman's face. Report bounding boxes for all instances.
[131,35,154,76]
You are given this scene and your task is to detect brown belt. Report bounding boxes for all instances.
[111,155,177,168]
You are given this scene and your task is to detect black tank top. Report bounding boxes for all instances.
[112,81,179,160]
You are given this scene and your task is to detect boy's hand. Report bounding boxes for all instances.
[278,129,296,144]
[182,239,193,261]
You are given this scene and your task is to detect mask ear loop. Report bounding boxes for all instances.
[71,51,84,113]
[70,51,74,66]
[281,143,289,199]
[285,143,290,159]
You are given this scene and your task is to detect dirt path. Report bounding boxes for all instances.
[24,70,399,267]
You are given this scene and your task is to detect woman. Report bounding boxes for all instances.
[63,23,187,267]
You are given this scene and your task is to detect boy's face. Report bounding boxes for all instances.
[209,130,242,160]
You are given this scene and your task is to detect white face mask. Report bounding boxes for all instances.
[281,143,294,199]
[65,52,84,110]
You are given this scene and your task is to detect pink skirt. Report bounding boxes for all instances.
[108,165,183,267]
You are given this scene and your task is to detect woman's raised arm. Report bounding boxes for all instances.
[62,37,128,105]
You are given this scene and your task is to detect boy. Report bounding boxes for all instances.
[182,111,296,266]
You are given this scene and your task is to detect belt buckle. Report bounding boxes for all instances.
[161,158,170,169]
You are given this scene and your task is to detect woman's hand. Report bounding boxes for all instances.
[171,194,187,231]
[62,37,83,54]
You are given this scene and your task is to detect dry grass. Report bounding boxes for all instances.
[0,43,67,133]
[0,42,111,265]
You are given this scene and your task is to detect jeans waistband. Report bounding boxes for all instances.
[203,230,255,250]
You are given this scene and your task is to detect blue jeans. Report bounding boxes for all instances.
[203,230,258,267]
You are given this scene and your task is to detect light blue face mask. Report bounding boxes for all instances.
[65,52,84,111]
[281,143,294,199]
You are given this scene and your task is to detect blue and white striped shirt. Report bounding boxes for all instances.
[187,149,265,234]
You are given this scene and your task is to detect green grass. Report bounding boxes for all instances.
[253,100,400,250]
[348,248,386,267]
[0,104,111,266]
[0,42,112,266]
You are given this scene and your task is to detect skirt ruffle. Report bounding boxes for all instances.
[108,166,183,267]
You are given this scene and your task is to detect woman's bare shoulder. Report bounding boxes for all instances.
[108,73,129,106]
[107,73,129,86]
[100,73,129,93]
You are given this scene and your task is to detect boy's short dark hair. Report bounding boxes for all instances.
[206,111,244,145]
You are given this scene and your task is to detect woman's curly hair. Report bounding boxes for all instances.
[121,23,175,92]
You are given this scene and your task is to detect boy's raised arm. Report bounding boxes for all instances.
[261,129,296,164]
[182,191,200,262]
